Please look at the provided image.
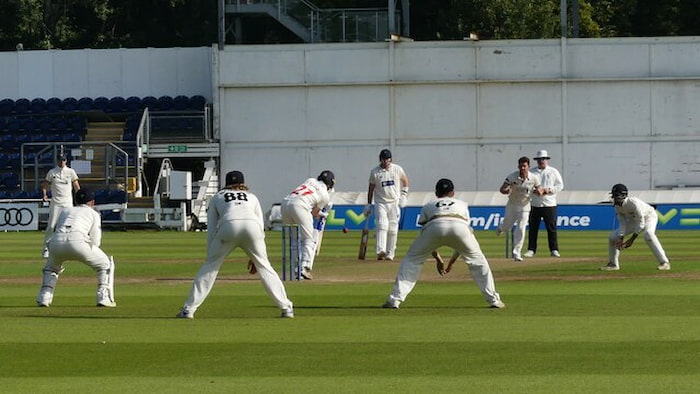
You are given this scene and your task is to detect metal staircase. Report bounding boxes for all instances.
[222,0,409,43]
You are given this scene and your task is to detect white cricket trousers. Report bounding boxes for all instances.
[280,200,317,269]
[38,233,114,306]
[43,203,72,245]
[498,203,530,256]
[375,202,400,258]
[387,219,502,306]
[183,219,293,314]
[608,212,669,266]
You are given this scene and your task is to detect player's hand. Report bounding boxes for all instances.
[615,237,625,250]
[318,210,329,219]
[399,195,407,208]
[247,260,257,275]
[363,204,373,217]
[433,251,446,276]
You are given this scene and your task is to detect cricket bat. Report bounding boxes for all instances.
[314,213,327,256]
[358,215,370,260]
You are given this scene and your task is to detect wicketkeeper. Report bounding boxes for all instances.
[36,188,116,307]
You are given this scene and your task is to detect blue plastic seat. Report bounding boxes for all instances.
[108,189,126,203]
[157,96,174,111]
[0,98,14,115]
[14,98,30,114]
[77,97,93,111]
[94,189,110,204]
[108,96,126,113]
[46,97,62,113]
[173,95,190,110]
[125,96,142,112]
[30,98,47,113]
[62,132,81,142]
[21,118,37,133]
[93,96,109,112]
[62,97,78,112]
[141,96,158,111]
[189,95,206,110]
[1,172,20,190]
[7,153,21,168]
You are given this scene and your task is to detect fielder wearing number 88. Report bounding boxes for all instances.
[36,188,116,308]
[382,178,505,310]
[0,207,34,226]
[177,170,294,319]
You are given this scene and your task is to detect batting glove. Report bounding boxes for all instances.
[362,204,373,217]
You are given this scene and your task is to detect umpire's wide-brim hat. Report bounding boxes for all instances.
[534,150,550,160]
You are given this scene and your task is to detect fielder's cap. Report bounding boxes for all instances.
[379,149,392,160]
[225,170,245,185]
[534,150,550,160]
[58,155,67,161]
[74,188,94,205]
[435,178,454,196]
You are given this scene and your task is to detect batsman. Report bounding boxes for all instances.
[364,149,409,261]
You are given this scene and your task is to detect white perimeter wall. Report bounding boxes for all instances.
[216,38,700,210]
[0,47,213,100]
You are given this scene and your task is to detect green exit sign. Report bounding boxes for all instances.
[168,145,188,153]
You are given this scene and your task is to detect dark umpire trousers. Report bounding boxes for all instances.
[527,206,558,252]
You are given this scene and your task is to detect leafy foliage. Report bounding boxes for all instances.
[1,0,700,49]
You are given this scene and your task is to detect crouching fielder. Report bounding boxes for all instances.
[601,183,670,271]
[383,178,505,309]
[36,188,115,307]
[177,171,294,319]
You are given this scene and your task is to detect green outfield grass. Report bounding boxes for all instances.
[1,230,699,393]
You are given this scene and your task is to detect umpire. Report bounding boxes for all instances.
[526,150,564,258]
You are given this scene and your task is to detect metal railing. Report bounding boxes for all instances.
[225,0,399,43]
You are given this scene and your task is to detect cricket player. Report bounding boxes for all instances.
[177,171,294,318]
[383,178,505,309]
[280,170,335,280]
[497,156,542,261]
[364,149,409,261]
[41,155,80,258]
[601,183,671,271]
[36,188,116,307]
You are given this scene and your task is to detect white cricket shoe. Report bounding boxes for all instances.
[382,299,400,309]
[490,300,506,309]
[377,251,387,260]
[37,290,53,307]
[176,308,194,319]
[523,250,535,258]
[280,308,295,318]
[551,250,561,257]
[513,253,523,262]
[600,262,620,271]
[301,267,313,280]
[96,288,116,307]
[657,262,671,271]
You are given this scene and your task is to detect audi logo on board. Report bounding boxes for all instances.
[0,207,34,226]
